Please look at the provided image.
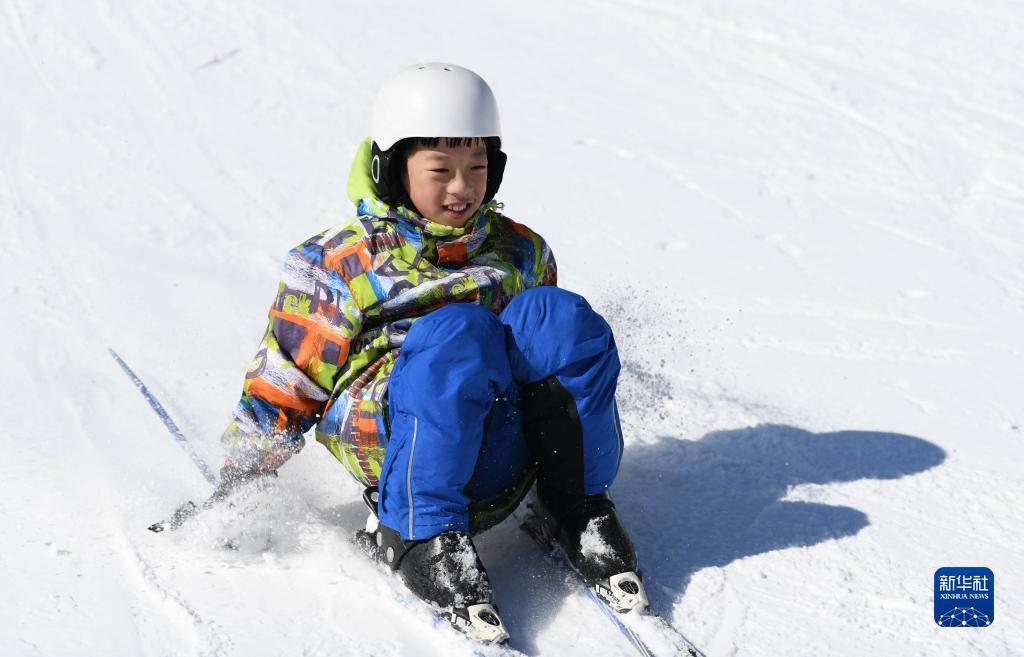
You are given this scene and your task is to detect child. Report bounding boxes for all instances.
[218,63,643,642]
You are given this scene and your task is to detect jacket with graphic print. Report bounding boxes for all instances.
[221,139,557,482]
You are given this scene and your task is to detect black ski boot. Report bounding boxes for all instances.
[525,492,649,613]
[354,488,509,644]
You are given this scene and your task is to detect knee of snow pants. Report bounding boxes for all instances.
[379,302,516,541]
[378,289,624,540]
[500,286,624,502]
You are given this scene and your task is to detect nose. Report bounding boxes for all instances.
[447,169,473,197]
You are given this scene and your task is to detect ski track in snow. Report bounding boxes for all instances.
[2,1,1023,656]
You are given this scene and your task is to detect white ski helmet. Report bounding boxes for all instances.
[370,63,507,206]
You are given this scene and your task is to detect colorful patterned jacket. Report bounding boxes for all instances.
[221,139,557,483]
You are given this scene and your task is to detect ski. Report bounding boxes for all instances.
[109,348,219,487]
[518,502,706,657]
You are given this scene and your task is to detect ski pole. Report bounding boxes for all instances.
[108,348,219,487]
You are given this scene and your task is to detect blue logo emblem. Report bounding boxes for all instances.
[934,567,994,627]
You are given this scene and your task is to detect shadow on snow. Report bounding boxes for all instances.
[483,423,945,653]
[613,424,947,611]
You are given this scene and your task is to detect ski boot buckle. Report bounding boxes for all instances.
[594,571,649,613]
[447,603,510,644]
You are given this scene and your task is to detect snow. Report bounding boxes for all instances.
[427,532,488,609]
[580,516,615,562]
[2,1,1022,655]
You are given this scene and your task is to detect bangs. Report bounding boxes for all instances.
[397,136,500,155]
[412,137,494,148]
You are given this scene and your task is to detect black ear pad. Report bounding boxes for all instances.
[483,148,507,204]
[370,141,406,206]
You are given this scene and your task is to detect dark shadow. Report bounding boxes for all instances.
[610,424,947,613]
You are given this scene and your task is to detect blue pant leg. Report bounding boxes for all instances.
[379,303,513,541]
[463,384,530,503]
[500,287,624,497]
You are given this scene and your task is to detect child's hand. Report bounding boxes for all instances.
[147,466,277,533]
[206,465,278,506]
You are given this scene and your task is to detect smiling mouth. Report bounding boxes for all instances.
[444,203,468,213]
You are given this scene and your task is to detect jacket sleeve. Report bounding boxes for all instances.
[526,226,557,288]
[537,240,557,287]
[504,215,557,288]
[221,236,362,471]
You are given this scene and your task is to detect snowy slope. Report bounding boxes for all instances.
[2,1,1022,655]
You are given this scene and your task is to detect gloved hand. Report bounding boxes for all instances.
[207,464,277,505]
[148,465,277,533]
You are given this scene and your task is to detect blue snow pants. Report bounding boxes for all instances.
[378,286,624,541]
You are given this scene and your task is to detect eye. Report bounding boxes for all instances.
[472,165,487,171]
[429,168,449,174]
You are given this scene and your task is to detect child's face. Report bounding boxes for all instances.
[402,140,488,227]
